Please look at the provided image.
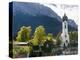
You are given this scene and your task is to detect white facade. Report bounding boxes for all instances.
[61,14,69,47]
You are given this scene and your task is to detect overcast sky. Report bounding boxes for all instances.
[42,3,79,24]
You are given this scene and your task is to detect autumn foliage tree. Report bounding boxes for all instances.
[47,33,53,41]
[16,26,31,42]
[32,26,46,46]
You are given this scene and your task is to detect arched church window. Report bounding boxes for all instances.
[65,34,67,37]
[66,40,68,43]
[63,43,66,48]
[65,24,66,28]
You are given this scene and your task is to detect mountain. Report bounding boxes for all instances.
[68,19,78,29]
[9,2,77,37]
[13,1,61,20]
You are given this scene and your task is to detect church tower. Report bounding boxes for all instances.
[61,13,69,48]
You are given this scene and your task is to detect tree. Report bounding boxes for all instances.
[33,26,46,44]
[69,31,78,46]
[47,33,53,41]
[43,33,54,55]
[16,26,31,42]
[31,36,39,46]
[56,32,62,46]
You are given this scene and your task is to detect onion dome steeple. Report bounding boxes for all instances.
[62,13,68,21]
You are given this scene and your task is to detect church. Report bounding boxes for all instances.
[60,14,70,48]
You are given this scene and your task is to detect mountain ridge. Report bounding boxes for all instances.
[9,2,77,37]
